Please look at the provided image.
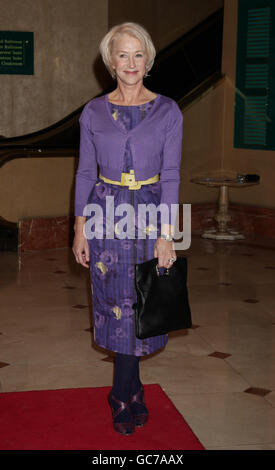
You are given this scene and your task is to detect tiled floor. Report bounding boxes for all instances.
[1,235,275,450]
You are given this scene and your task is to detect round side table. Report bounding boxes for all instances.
[190,176,260,240]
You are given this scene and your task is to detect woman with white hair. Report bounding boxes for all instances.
[73,22,183,436]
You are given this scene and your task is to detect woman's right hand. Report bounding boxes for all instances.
[72,231,90,268]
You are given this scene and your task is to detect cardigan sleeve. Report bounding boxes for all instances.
[160,100,183,229]
[74,105,98,216]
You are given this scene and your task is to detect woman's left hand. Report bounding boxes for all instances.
[154,237,177,269]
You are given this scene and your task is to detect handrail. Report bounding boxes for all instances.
[178,72,225,110]
[0,147,78,168]
[0,7,224,251]
[0,7,223,157]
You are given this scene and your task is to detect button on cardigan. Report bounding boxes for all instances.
[74,92,183,226]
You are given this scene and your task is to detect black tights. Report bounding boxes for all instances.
[112,352,142,402]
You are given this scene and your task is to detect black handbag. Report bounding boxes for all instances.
[132,257,192,339]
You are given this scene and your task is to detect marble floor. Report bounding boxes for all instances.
[1,235,275,450]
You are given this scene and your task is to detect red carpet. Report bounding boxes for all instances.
[0,384,204,450]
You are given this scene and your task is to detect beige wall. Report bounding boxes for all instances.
[109,0,224,51]
[0,0,109,138]
[0,0,223,138]
[2,0,272,224]
[179,80,225,204]
[179,0,274,208]
[220,0,274,207]
[0,157,76,220]
[0,0,226,222]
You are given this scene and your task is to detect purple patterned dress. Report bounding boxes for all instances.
[87,98,168,356]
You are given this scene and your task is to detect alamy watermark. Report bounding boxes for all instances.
[83,196,191,250]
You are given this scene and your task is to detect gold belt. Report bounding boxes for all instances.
[98,169,160,190]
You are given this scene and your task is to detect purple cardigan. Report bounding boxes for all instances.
[74,92,183,224]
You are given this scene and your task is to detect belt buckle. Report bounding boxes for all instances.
[121,170,141,189]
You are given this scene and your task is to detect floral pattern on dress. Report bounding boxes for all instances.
[87,99,168,356]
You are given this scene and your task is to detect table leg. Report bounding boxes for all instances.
[201,185,245,240]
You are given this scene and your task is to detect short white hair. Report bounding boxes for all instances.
[99,22,156,79]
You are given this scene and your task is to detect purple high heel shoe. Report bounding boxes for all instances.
[129,385,148,427]
[108,390,135,435]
